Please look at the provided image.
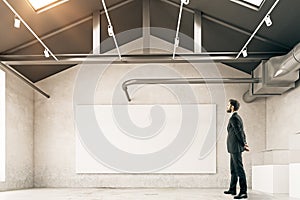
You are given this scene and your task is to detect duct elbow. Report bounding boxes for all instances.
[243,90,257,103]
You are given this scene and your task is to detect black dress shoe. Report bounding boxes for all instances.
[224,190,236,195]
[234,193,248,199]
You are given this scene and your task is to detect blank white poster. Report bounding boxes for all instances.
[76,104,216,173]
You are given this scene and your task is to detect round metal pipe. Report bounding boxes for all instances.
[273,43,300,77]
[122,78,260,102]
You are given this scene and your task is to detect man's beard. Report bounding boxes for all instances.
[226,108,232,113]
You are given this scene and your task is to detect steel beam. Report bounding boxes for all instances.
[99,0,134,15]
[202,14,290,51]
[159,0,289,51]
[236,0,281,58]
[3,0,134,54]
[159,0,194,13]
[4,16,92,54]
[194,10,202,53]
[0,62,50,98]
[2,0,57,60]
[0,52,284,65]
[93,11,101,54]
[143,0,150,54]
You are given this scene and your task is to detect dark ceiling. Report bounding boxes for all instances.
[0,0,300,82]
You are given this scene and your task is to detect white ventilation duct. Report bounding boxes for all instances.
[272,43,300,78]
[243,42,300,103]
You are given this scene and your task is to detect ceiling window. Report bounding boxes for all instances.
[0,69,5,182]
[25,0,69,13]
[230,0,266,10]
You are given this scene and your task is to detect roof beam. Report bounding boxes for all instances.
[194,10,202,53]
[236,0,281,58]
[93,11,101,54]
[202,14,290,51]
[0,62,50,98]
[159,0,194,13]
[143,0,150,54]
[2,0,58,60]
[99,0,134,15]
[159,0,289,51]
[0,52,283,65]
[2,0,134,54]
[3,16,93,54]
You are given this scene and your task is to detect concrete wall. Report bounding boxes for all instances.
[33,62,266,188]
[266,84,300,150]
[0,69,34,191]
[253,77,300,197]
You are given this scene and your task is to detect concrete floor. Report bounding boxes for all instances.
[0,188,298,200]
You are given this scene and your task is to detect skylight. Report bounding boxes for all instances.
[230,0,266,10]
[26,0,69,13]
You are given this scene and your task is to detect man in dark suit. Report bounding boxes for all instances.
[224,99,249,199]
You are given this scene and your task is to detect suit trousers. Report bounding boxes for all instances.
[229,152,247,193]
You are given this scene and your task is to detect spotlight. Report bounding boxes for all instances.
[108,25,114,37]
[44,49,50,58]
[242,48,248,57]
[181,0,189,5]
[174,37,179,48]
[14,16,21,28]
[265,15,272,27]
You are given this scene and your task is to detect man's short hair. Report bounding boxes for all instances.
[229,99,240,111]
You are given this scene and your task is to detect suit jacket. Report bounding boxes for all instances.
[227,112,247,153]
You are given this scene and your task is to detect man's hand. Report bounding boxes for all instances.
[244,144,250,152]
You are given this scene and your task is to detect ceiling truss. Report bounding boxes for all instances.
[0,0,290,99]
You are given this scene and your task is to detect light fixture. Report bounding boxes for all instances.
[172,0,190,59]
[230,0,266,11]
[14,15,21,28]
[264,15,272,27]
[44,49,50,58]
[181,0,189,6]
[3,0,58,61]
[174,37,179,48]
[242,48,248,57]
[235,0,279,59]
[101,0,122,59]
[107,25,114,37]
[25,0,69,13]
